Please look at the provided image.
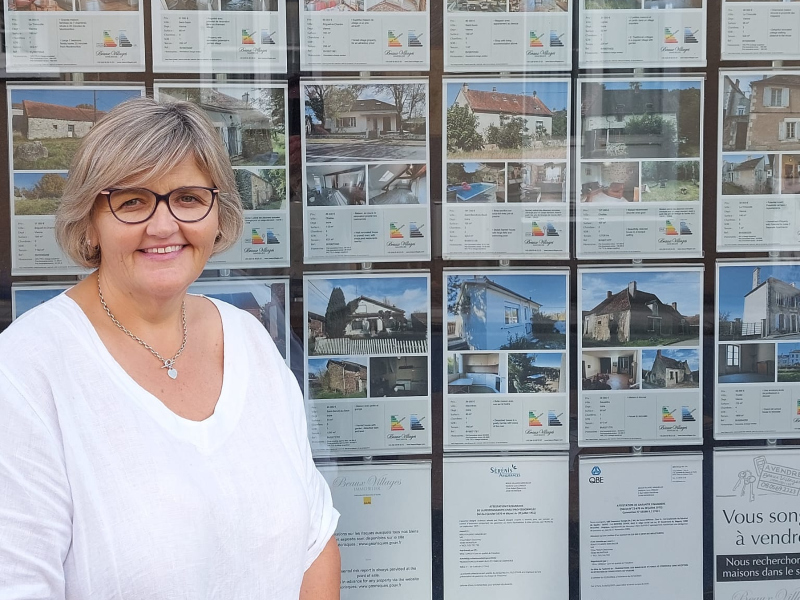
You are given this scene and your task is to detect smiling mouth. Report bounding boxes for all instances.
[141,245,184,254]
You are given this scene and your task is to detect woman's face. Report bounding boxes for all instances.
[90,156,220,301]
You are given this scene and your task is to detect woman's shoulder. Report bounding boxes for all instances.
[0,293,77,349]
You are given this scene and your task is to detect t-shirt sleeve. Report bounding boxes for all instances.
[0,370,72,599]
[268,334,340,571]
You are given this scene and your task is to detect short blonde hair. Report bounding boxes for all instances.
[56,96,244,268]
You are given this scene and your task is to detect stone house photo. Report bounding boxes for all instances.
[447,273,566,351]
[308,358,368,399]
[11,87,142,170]
[721,154,775,195]
[582,278,700,347]
[234,168,286,210]
[743,74,800,151]
[642,349,699,389]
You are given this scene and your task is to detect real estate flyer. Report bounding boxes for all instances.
[579,453,703,600]
[443,270,569,450]
[442,79,570,260]
[154,82,290,269]
[301,80,431,264]
[578,266,704,447]
[443,0,571,71]
[151,0,287,73]
[715,261,800,440]
[443,455,568,600]
[11,283,69,319]
[317,462,432,600]
[714,448,800,600]
[579,0,706,67]
[722,1,800,60]
[4,0,145,72]
[7,84,145,276]
[304,272,431,457]
[299,0,429,70]
[717,71,800,252]
[576,77,704,259]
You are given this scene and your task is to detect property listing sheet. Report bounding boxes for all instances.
[304,272,431,457]
[579,453,703,599]
[442,78,570,260]
[317,462,432,600]
[7,84,145,276]
[299,0,429,71]
[151,0,286,73]
[4,0,145,72]
[717,71,800,253]
[11,283,68,319]
[443,269,569,450]
[722,1,800,60]
[715,261,800,440]
[302,79,430,264]
[154,82,290,268]
[443,455,568,600]
[444,1,571,71]
[715,448,800,600]
[579,0,706,67]
[578,266,704,447]
[576,76,704,260]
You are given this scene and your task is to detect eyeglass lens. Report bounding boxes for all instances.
[108,187,215,223]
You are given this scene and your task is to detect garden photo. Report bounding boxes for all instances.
[234,168,286,210]
[306,275,428,356]
[304,82,427,162]
[158,85,286,166]
[447,273,567,350]
[446,81,568,160]
[11,88,142,171]
[640,161,700,201]
[507,352,565,393]
[580,79,702,159]
[13,172,67,216]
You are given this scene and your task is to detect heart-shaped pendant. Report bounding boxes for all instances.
[168,368,178,380]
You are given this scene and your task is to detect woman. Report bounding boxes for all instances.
[0,98,340,598]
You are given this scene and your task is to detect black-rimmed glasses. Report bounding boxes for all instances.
[101,186,218,224]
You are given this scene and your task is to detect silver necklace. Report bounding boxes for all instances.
[97,275,187,380]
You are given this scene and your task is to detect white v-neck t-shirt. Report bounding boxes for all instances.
[0,293,338,599]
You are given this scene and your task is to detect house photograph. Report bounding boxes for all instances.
[308,357,368,399]
[582,350,641,390]
[158,85,286,166]
[446,162,505,202]
[509,0,567,11]
[234,168,285,210]
[367,163,427,205]
[366,0,424,10]
[13,172,67,216]
[718,343,775,383]
[163,0,216,9]
[221,0,277,9]
[11,88,141,170]
[446,81,569,160]
[188,280,287,358]
[778,343,800,382]
[582,270,701,347]
[305,0,363,10]
[718,265,800,341]
[721,73,800,152]
[306,165,366,206]
[580,80,702,159]
[369,356,428,397]
[640,161,700,201]
[447,0,506,13]
[781,155,800,194]
[447,353,508,394]
[584,0,638,8]
[642,349,699,389]
[721,154,776,195]
[306,275,428,356]
[304,83,427,162]
[580,161,639,203]
[507,352,565,393]
[507,162,566,202]
[447,273,567,350]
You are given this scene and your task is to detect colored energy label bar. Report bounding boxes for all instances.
[408,31,423,47]
[530,31,544,47]
[529,411,543,426]
[242,30,256,44]
[549,30,564,46]
[548,411,563,426]
[391,416,405,431]
[390,223,404,238]
[388,31,403,47]
[665,220,679,235]
[681,407,696,422]
[251,229,265,244]
[662,407,677,422]
[664,28,678,43]
[103,31,117,47]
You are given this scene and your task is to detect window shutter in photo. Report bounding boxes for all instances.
[784,88,791,107]
[764,87,772,106]
[780,121,787,140]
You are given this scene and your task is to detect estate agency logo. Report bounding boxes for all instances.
[490,464,520,478]
[589,466,603,484]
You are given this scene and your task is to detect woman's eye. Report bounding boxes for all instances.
[176,194,201,204]
[119,197,145,208]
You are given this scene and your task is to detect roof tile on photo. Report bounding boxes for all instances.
[349,99,397,112]
[22,100,105,123]
[586,281,685,319]
[461,86,553,116]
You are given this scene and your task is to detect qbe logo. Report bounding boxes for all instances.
[589,466,603,484]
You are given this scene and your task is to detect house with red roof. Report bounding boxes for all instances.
[452,83,553,138]
[19,100,106,140]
